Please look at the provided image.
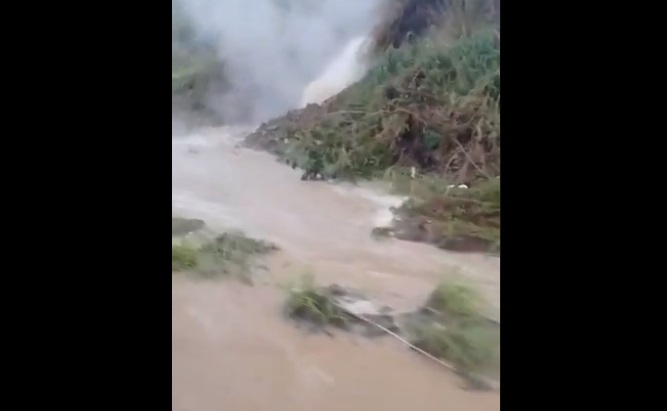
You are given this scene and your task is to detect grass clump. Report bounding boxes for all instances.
[171,231,278,283]
[394,176,500,252]
[172,243,199,271]
[411,280,499,378]
[280,274,500,385]
[427,280,482,318]
[413,319,499,375]
[284,274,348,329]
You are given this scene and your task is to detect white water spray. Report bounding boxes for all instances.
[299,36,372,107]
[177,0,386,122]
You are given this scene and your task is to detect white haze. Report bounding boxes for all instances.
[178,0,387,123]
[299,36,372,107]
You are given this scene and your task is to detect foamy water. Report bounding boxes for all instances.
[299,35,371,107]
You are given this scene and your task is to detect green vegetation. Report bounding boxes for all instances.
[427,280,484,317]
[171,231,278,283]
[284,274,349,328]
[172,242,199,271]
[282,274,499,383]
[412,280,500,377]
[246,1,500,253]
[172,0,501,387]
[413,318,499,376]
[249,31,499,180]
[389,175,500,252]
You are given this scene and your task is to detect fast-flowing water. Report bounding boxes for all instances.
[172,126,500,411]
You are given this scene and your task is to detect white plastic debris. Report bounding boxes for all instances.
[446,184,469,190]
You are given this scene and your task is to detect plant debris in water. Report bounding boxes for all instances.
[408,281,500,385]
[284,275,350,333]
[172,243,199,271]
[172,230,278,284]
[283,275,499,389]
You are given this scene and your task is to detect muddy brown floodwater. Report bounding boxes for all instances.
[172,126,501,411]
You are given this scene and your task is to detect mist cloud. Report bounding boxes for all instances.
[177,0,387,123]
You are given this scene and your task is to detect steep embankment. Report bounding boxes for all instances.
[245,0,500,253]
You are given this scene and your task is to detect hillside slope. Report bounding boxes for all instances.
[245,0,500,253]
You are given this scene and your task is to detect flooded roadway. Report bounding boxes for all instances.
[172,127,500,411]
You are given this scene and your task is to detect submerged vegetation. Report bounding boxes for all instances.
[389,175,500,252]
[411,280,500,377]
[284,274,350,329]
[171,217,278,283]
[284,274,499,386]
[245,0,500,253]
[172,242,199,271]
